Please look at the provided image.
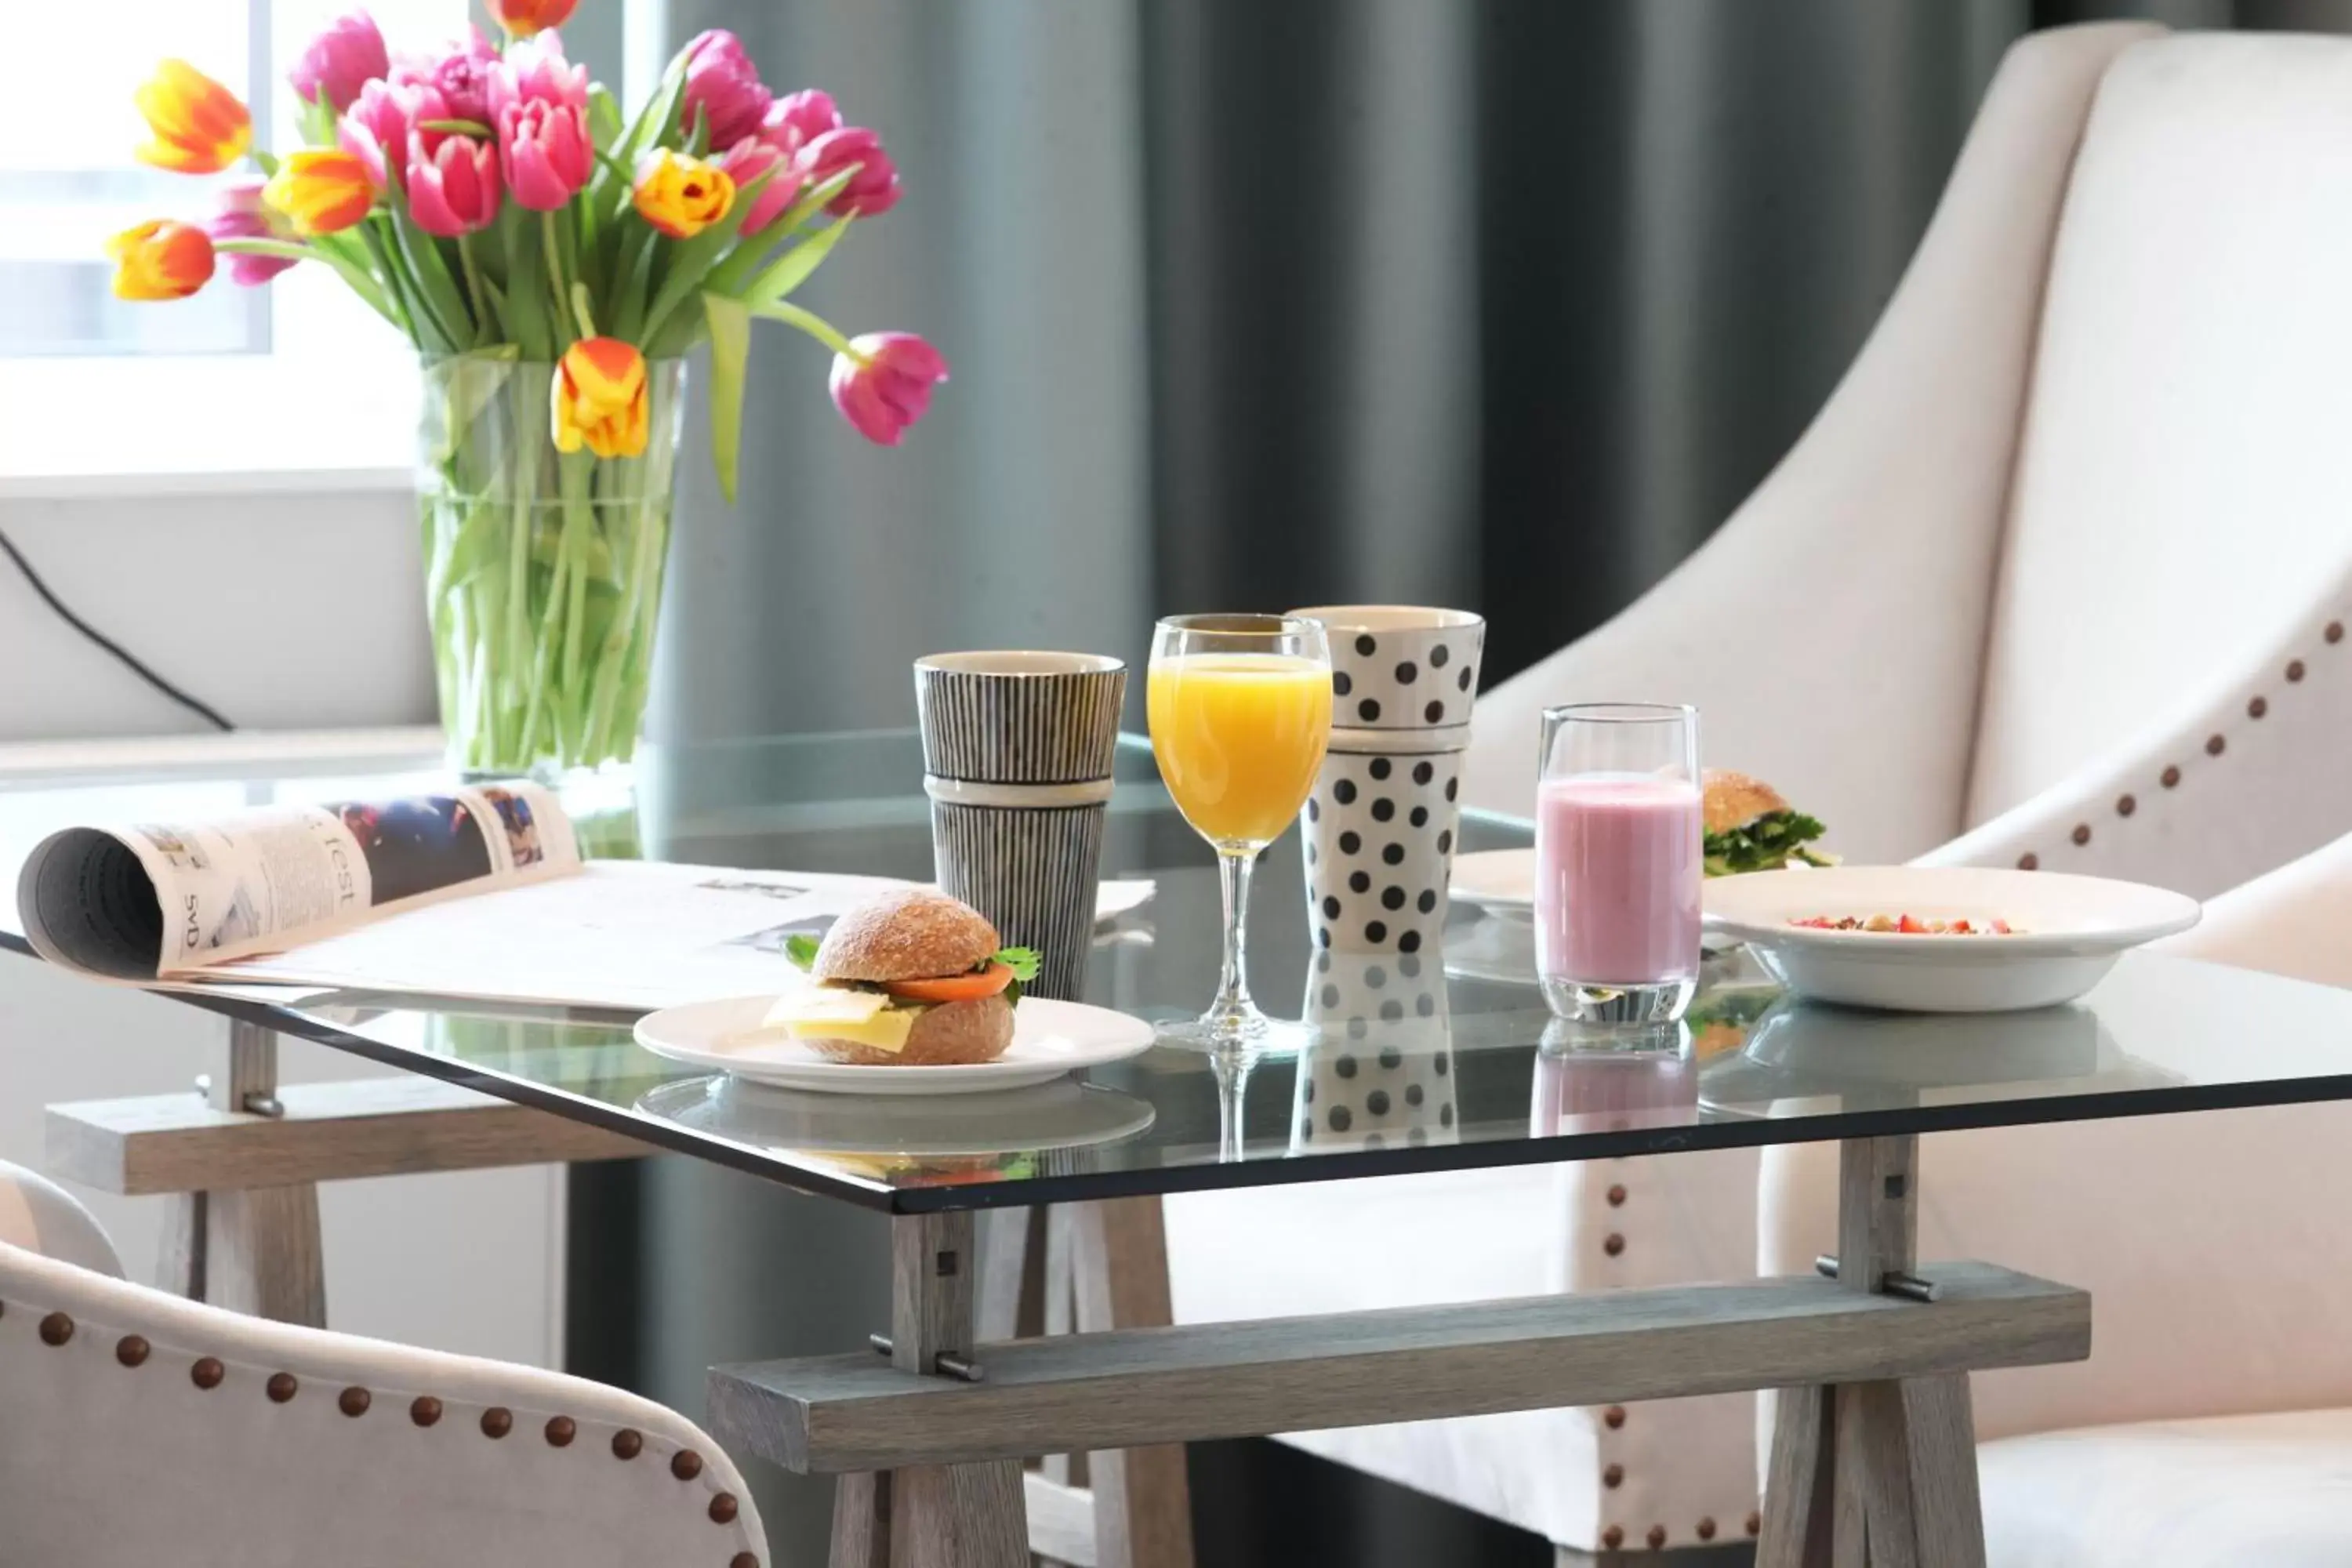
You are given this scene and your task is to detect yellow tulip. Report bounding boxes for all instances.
[263,150,378,238]
[552,338,651,459]
[106,220,216,301]
[632,150,735,240]
[133,60,252,175]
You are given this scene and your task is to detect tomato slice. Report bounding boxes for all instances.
[885,962,1015,1004]
[1897,914,1926,934]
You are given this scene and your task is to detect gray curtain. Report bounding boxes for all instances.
[586,2,2344,1563]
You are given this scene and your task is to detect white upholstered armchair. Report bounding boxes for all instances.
[1167,21,2352,1560]
[0,1160,769,1567]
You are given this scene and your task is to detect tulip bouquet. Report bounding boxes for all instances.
[113,0,946,777]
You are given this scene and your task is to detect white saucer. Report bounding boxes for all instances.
[633,993,1156,1094]
[634,1073,1157,1154]
[1703,866,2201,1013]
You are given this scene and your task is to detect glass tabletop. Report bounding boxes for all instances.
[6,729,2352,1214]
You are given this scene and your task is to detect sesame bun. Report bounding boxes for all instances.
[813,887,1000,984]
[1702,769,1792,835]
[803,994,1016,1067]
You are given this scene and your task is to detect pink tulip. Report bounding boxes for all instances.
[501,98,590,211]
[339,78,447,189]
[289,10,389,112]
[488,31,587,121]
[392,27,500,125]
[766,89,841,151]
[794,125,900,217]
[829,332,947,446]
[407,131,501,237]
[681,31,771,151]
[205,182,298,286]
[716,136,797,234]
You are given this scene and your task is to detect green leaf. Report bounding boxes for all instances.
[418,118,494,137]
[991,947,1042,983]
[588,86,625,153]
[782,933,821,971]
[702,292,752,504]
[743,216,853,309]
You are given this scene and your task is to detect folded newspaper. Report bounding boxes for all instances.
[13,781,911,1011]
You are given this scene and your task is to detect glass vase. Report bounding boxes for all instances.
[416,356,688,782]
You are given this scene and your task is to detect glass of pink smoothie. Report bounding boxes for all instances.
[1534,703,1702,1025]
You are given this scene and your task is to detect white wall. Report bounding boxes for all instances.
[0,484,432,741]
[0,481,566,1368]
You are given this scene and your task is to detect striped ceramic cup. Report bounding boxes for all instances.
[915,652,1127,1000]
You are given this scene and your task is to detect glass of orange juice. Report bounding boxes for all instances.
[1149,613,1334,1048]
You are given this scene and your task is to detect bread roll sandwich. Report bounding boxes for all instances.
[1702,769,1834,876]
[762,888,1040,1065]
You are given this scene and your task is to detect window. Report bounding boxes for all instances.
[0,0,462,482]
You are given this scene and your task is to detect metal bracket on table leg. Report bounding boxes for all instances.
[191,1073,285,1119]
[868,1332,986,1383]
[1814,1254,1941,1302]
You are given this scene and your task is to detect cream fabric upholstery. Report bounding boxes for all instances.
[1968,35,2352,832]
[1167,21,2352,1557]
[0,1162,766,1568]
[0,1160,122,1280]
[1979,1409,2352,1568]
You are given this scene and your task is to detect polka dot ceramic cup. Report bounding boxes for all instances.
[1292,951,1458,1152]
[1290,606,1485,734]
[1302,746,1464,956]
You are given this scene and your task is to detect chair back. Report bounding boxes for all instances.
[0,1163,767,1568]
[1967,34,2352,826]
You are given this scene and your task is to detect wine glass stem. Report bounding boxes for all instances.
[1211,846,1257,1023]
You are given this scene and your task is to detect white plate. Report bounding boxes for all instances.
[1703,866,2201,1012]
[1449,848,1537,923]
[634,1074,1156,1154]
[633,994,1156,1094]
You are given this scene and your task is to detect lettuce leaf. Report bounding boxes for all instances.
[1703,810,1831,876]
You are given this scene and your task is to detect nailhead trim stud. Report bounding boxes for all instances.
[265,1373,298,1403]
[191,1357,224,1390]
[38,1313,72,1346]
[672,1450,704,1481]
[2017,852,2038,871]
[710,1493,739,1525]
[1602,1406,1626,1429]
[481,1407,514,1439]
[1602,1233,1625,1257]
[115,1335,149,1367]
[1605,1184,1626,1207]
[1697,1517,1718,1541]
[1746,1511,1763,1536]
[339,1387,371,1417]
[1602,1464,1624,1489]
[1647,1526,1668,1550]
[411,1396,442,1427]
[546,1415,577,1447]
[1600,1526,1624,1550]
[612,1428,644,1461]
[2161,766,2180,789]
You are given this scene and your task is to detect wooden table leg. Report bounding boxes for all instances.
[157,1021,325,1327]
[828,1211,1029,1568]
[1072,1198,1196,1568]
[1760,1136,1987,1568]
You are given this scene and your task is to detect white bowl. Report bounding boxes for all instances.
[1702,866,2201,1013]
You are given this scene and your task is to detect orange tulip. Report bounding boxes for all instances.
[485,0,578,37]
[552,338,650,459]
[263,149,378,238]
[107,220,216,300]
[133,60,252,175]
[632,150,735,240]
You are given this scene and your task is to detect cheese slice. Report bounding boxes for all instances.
[763,985,916,1054]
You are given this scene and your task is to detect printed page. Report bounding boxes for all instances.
[204,862,911,1011]
[16,782,577,981]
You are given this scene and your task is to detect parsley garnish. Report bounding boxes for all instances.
[782,933,822,971]
[991,947,1041,982]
